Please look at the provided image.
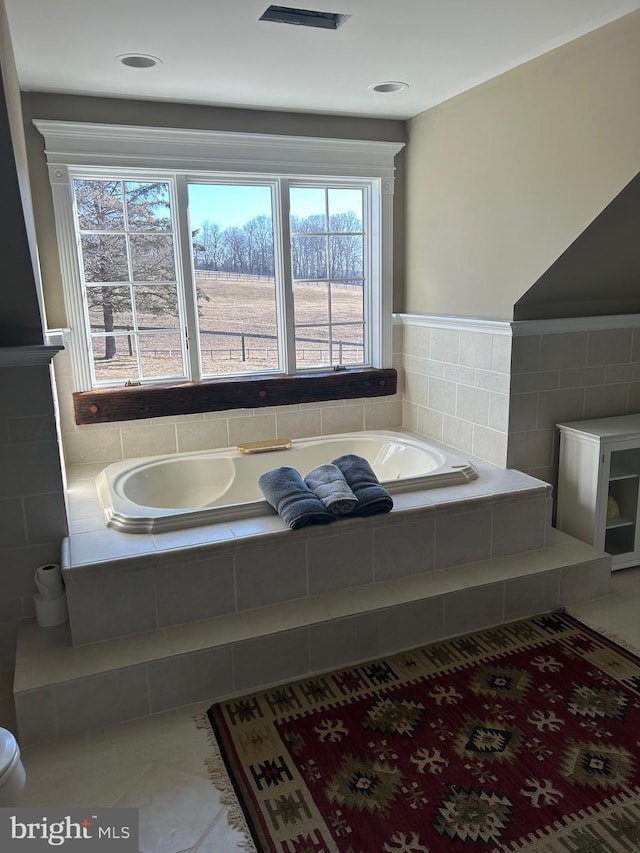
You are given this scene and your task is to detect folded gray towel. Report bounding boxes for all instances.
[331,454,393,517]
[258,466,335,529]
[304,463,358,516]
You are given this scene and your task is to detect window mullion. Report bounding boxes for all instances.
[121,180,143,382]
[175,174,201,381]
[277,178,296,374]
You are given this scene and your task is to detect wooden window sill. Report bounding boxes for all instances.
[73,368,397,425]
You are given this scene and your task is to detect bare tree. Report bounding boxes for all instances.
[76,179,179,360]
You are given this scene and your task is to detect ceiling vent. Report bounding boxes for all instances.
[259,5,350,30]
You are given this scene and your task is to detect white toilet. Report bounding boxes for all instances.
[0,728,26,805]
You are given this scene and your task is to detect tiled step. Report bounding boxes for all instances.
[14,529,611,745]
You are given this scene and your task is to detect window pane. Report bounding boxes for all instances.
[92,335,139,383]
[291,235,327,280]
[125,181,172,231]
[130,234,176,281]
[294,280,329,367]
[74,179,124,231]
[139,333,184,379]
[328,189,363,232]
[134,285,181,329]
[332,281,364,365]
[290,187,327,232]
[80,234,128,282]
[329,234,363,278]
[188,182,280,375]
[87,286,133,332]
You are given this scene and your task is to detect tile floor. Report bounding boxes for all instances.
[13,566,640,853]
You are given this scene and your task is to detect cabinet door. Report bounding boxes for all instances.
[603,441,640,568]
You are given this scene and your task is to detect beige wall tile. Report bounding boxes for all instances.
[275,408,322,439]
[430,328,460,363]
[320,404,364,434]
[428,377,456,415]
[121,424,177,458]
[491,335,512,374]
[442,415,473,453]
[176,419,229,452]
[511,336,541,373]
[417,407,443,442]
[540,332,588,370]
[456,385,490,425]
[64,428,122,464]
[459,331,493,370]
[488,393,509,432]
[403,370,427,406]
[364,400,402,430]
[536,387,585,429]
[403,324,430,357]
[473,426,508,466]
[587,328,633,366]
[227,413,277,445]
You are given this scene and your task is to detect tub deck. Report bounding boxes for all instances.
[13,433,612,745]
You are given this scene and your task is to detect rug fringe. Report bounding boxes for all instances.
[195,714,258,852]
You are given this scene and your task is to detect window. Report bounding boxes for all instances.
[37,122,403,398]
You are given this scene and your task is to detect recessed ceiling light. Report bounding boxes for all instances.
[370,81,409,94]
[116,54,162,69]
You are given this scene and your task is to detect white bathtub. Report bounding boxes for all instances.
[96,430,478,533]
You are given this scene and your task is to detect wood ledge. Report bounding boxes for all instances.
[73,368,397,425]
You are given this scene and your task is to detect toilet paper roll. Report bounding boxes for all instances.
[34,564,64,601]
[34,591,68,628]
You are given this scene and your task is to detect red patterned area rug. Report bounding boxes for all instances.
[204,612,640,852]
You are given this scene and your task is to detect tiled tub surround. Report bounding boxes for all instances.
[13,435,613,744]
[400,315,512,468]
[61,439,553,647]
[400,314,640,501]
[14,521,610,745]
[508,318,640,487]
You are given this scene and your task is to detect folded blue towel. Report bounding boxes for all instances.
[304,463,359,516]
[258,466,335,529]
[331,454,393,517]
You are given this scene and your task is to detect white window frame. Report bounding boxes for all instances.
[35,121,403,392]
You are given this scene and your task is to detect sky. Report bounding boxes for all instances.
[187,183,363,230]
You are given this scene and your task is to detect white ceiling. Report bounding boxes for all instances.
[5,0,640,119]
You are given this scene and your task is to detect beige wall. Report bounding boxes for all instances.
[405,10,640,321]
[20,93,407,327]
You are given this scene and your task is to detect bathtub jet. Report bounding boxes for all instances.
[95,430,478,534]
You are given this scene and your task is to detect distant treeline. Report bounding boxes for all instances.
[193,212,364,281]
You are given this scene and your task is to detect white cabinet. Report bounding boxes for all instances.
[556,415,640,570]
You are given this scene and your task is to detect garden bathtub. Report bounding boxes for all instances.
[96,430,478,533]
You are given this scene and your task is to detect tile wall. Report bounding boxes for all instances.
[0,361,66,720]
[508,325,640,488]
[400,317,512,466]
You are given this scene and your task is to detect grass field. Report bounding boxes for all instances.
[92,274,365,383]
